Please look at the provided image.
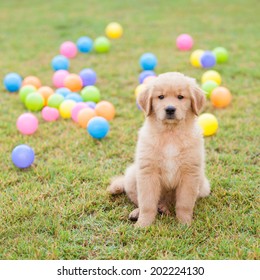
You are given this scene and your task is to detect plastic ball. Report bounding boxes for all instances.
[42,106,59,122]
[201,80,219,99]
[201,70,222,85]
[139,70,156,84]
[65,93,83,103]
[47,93,65,108]
[19,85,37,103]
[55,87,71,97]
[190,49,204,68]
[59,100,76,119]
[25,93,44,111]
[64,73,83,92]
[94,36,111,53]
[95,101,115,121]
[85,101,96,109]
[60,41,77,58]
[22,76,42,89]
[143,75,157,85]
[52,70,69,88]
[200,51,216,68]
[4,73,22,92]
[212,47,228,63]
[77,36,93,53]
[81,86,101,102]
[105,22,123,39]
[87,116,110,139]
[135,84,146,98]
[210,87,232,108]
[79,68,97,86]
[51,55,70,71]
[139,53,158,71]
[71,102,89,122]
[176,34,193,51]
[198,113,218,137]
[16,113,38,135]
[38,86,54,105]
[77,108,96,128]
[12,144,35,169]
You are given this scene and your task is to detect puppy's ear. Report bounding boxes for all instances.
[137,85,153,117]
[190,85,206,116]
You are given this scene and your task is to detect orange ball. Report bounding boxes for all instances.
[143,75,157,84]
[22,76,42,89]
[64,74,83,92]
[77,108,96,128]
[38,86,54,106]
[95,101,115,121]
[211,87,232,108]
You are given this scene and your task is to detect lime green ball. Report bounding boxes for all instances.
[47,94,64,108]
[81,86,101,102]
[19,85,37,103]
[212,47,228,63]
[201,80,219,99]
[94,36,111,53]
[25,93,44,111]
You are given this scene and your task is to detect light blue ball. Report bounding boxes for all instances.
[200,51,216,68]
[139,53,158,70]
[51,55,70,71]
[56,87,71,97]
[77,36,93,53]
[4,73,22,92]
[87,117,110,139]
[65,93,83,103]
[12,144,34,169]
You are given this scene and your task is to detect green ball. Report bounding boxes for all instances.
[212,47,228,63]
[201,80,219,99]
[25,93,44,111]
[94,36,111,53]
[19,85,37,103]
[81,86,101,102]
[47,94,64,108]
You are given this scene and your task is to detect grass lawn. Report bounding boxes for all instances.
[0,0,259,260]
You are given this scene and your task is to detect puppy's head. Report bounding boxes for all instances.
[137,72,205,123]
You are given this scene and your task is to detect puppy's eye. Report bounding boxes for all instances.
[158,95,165,100]
[177,95,184,100]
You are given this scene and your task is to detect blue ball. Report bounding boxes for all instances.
[139,53,158,70]
[4,72,22,92]
[200,51,216,68]
[12,144,35,169]
[65,93,83,103]
[51,55,70,71]
[79,68,97,86]
[139,70,156,83]
[56,87,71,97]
[77,36,93,53]
[86,101,96,109]
[87,117,110,139]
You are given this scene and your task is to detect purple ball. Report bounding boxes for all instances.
[79,68,97,86]
[139,70,156,84]
[85,101,96,109]
[12,144,35,169]
[200,51,216,68]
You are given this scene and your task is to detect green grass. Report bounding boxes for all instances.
[0,0,259,260]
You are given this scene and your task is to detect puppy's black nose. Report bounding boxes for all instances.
[165,106,176,115]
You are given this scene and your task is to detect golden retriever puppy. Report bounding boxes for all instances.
[108,72,210,227]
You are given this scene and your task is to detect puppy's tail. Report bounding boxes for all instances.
[107,176,125,195]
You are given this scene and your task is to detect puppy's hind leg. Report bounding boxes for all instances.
[107,176,125,195]
[198,177,210,198]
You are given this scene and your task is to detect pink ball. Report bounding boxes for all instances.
[52,70,69,88]
[16,113,38,135]
[42,106,59,122]
[71,102,89,122]
[176,34,193,51]
[60,41,78,58]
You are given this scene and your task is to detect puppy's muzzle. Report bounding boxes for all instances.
[165,106,176,119]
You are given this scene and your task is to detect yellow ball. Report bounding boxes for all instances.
[190,49,204,68]
[59,100,76,119]
[135,84,146,98]
[105,22,123,39]
[201,70,222,85]
[198,113,219,136]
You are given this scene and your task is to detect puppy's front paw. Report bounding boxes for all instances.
[129,208,139,221]
[176,212,192,226]
[134,217,154,228]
